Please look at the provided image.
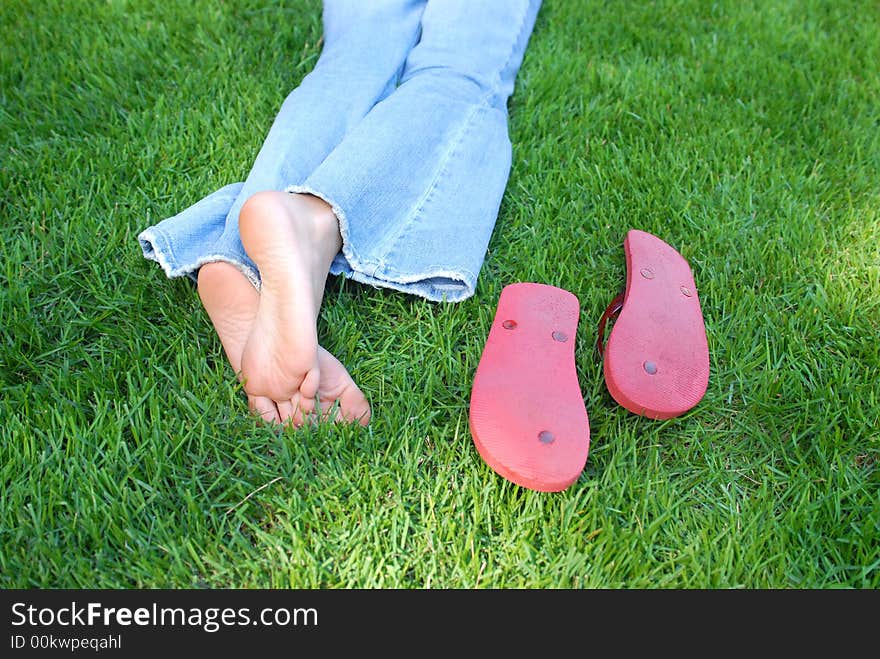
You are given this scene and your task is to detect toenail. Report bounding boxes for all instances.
[644,360,658,375]
[502,320,517,329]
[538,430,555,444]
[680,286,692,297]
[640,268,655,279]
[552,330,568,342]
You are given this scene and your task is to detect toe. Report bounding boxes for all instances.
[340,388,371,426]
[249,395,281,425]
[293,392,317,427]
[287,392,307,428]
[276,400,297,426]
[299,368,321,402]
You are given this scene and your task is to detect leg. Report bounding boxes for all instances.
[195,1,427,422]
[141,1,428,287]
[234,0,542,419]
[212,0,429,287]
[288,0,544,302]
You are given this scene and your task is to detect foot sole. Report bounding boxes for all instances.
[603,229,710,419]
[470,283,590,492]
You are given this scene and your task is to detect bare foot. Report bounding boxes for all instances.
[197,262,280,424]
[238,191,342,416]
[197,260,371,426]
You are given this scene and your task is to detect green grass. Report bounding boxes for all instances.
[1,0,877,589]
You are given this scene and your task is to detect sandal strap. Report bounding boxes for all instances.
[596,292,625,358]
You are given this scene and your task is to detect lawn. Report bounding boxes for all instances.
[1,0,877,588]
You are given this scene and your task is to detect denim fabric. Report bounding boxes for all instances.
[138,0,542,301]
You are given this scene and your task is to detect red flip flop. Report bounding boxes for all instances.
[469,283,590,492]
[598,229,709,419]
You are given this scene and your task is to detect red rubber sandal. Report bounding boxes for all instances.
[598,230,709,419]
[470,283,590,492]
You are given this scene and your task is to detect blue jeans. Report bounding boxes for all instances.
[138,0,542,302]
